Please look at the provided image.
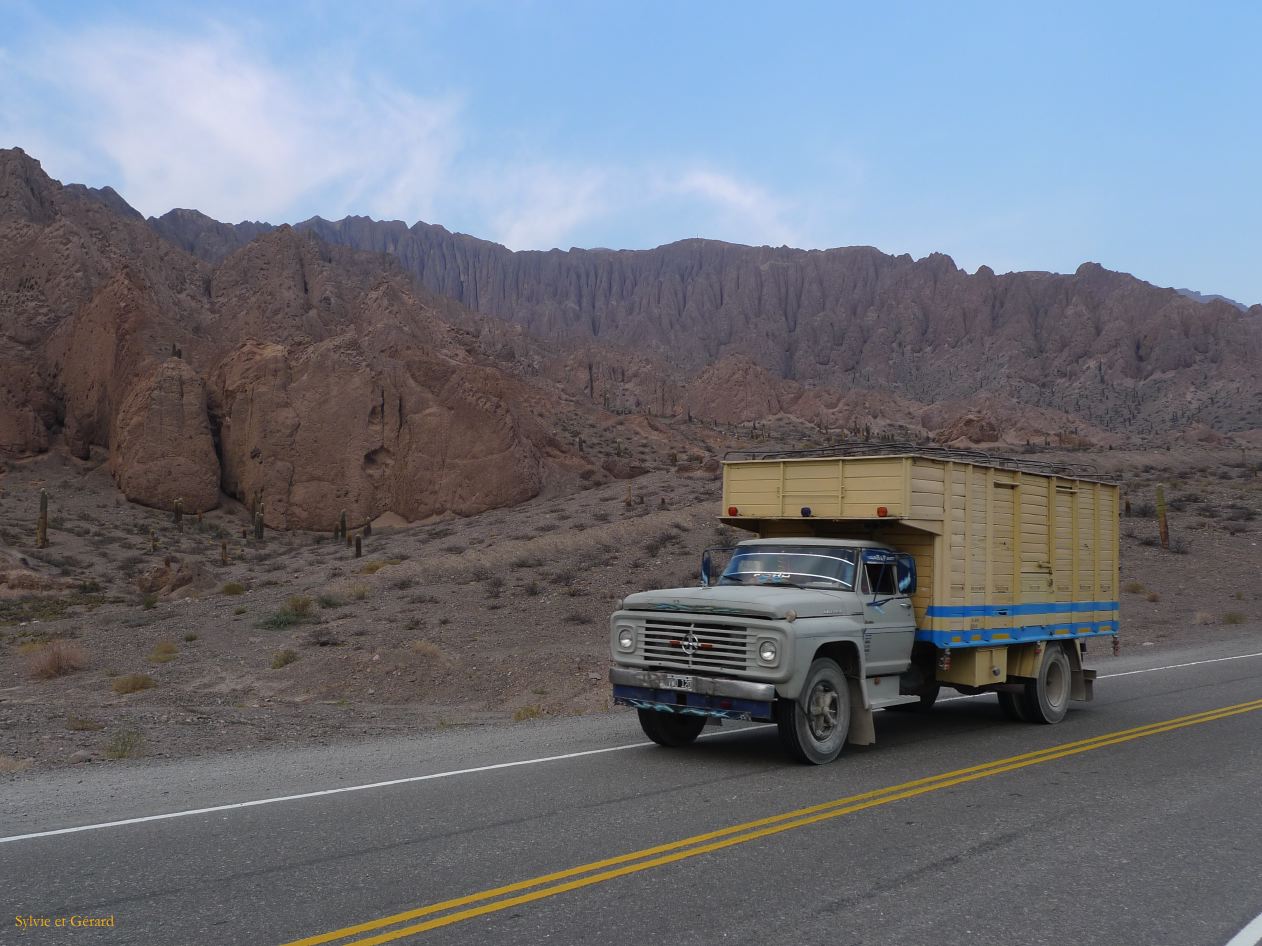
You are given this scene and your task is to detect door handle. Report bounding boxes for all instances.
[898,601,911,608]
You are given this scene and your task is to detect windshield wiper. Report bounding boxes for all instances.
[760,578,805,589]
[719,574,747,584]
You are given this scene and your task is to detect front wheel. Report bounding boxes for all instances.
[777,658,850,765]
[637,709,706,747]
[1020,645,1072,724]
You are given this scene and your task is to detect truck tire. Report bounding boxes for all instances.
[997,691,1028,721]
[1020,645,1071,724]
[637,709,706,747]
[776,658,850,765]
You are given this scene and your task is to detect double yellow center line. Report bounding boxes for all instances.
[282,697,1262,946]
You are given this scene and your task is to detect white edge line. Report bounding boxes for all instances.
[4,650,1261,845]
[1225,908,1262,946]
[0,725,773,845]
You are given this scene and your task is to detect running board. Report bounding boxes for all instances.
[871,694,922,710]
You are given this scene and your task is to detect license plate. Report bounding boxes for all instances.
[663,674,694,692]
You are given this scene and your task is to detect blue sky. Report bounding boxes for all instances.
[1,0,1259,303]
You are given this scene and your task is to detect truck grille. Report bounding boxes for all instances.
[642,618,752,672]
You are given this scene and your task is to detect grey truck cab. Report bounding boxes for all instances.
[609,537,924,764]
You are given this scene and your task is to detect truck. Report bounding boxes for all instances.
[609,444,1120,764]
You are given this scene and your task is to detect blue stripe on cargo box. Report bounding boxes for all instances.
[925,601,1119,618]
[915,619,1119,648]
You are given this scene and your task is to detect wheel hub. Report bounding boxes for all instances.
[806,683,839,739]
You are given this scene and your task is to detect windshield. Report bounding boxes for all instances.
[719,545,857,590]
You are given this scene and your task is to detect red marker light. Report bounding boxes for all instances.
[727,506,739,516]
[876,506,888,517]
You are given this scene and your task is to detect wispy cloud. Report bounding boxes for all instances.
[8,25,460,224]
[1,21,805,252]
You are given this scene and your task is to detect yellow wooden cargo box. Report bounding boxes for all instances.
[721,447,1120,650]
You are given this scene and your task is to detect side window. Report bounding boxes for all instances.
[864,561,897,595]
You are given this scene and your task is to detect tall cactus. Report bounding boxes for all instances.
[338,510,347,541]
[174,497,184,532]
[254,502,265,541]
[36,488,49,548]
[354,534,362,558]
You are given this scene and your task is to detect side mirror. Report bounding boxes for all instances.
[701,550,712,587]
[896,554,917,594]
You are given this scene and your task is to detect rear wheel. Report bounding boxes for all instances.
[777,658,850,765]
[1021,645,1071,724]
[637,709,706,747]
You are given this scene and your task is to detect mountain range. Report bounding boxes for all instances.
[2,146,1260,526]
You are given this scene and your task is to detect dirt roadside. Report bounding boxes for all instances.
[1,447,1259,775]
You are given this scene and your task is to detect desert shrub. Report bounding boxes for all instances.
[105,730,142,759]
[1129,502,1156,518]
[1123,581,1145,595]
[258,608,305,629]
[141,593,159,610]
[287,595,313,617]
[393,577,417,591]
[1193,611,1216,625]
[66,716,104,732]
[112,674,155,694]
[26,640,85,680]
[1223,612,1246,625]
[317,594,345,609]
[1146,591,1161,603]
[271,649,298,669]
[360,558,403,575]
[148,641,178,663]
[485,576,505,598]
[350,585,369,601]
[411,640,442,660]
[1169,537,1190,554]
[523,580,541,597]
[304,627,342,647]
[183,632,199,642]
[222,582,246,596]
[563,612,588,624]
[513,705,542,722]
[511,555,543,569]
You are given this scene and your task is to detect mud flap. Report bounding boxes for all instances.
[847,678,875,746]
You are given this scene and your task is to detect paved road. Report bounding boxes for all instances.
[4,636,1261,946]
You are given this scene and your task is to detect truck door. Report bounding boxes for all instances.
[860,550,915,675]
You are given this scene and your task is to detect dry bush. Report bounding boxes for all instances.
[411,640,442,661]
[287,595,313,617]
[112,674,155,694]
[318,594,345,609]
[304,627,342,647]
[105,730,142,759]
[1223,612,1246,625]
[513,705,542,722]
[1123,581,1145,595]
[350,585,370,601]
[0,756,33,774]
[66,716,105,732]
[1193,611,1216,626]
[1146,591,1161,603]
[148,641,178,664]
[26,640,85,680]
[271,649,298,669]
[222,582,246,596]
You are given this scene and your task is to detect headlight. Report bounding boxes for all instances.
[616,627,635,652]
[757,639,779,664]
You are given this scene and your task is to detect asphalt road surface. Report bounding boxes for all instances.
[4,636,1261,946]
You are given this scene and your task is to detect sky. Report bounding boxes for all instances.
[1,0,1260,303]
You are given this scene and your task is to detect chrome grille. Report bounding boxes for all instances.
[642,618,752,672]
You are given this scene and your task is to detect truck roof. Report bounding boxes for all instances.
[737,537,891,549]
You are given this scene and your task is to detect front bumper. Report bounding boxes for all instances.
[609,667,777,722]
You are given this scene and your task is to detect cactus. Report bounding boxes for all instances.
[254,503,265,542]
[1156,484,1169,550]
[220,540,229,566]
[354,534,362,558]
[363,520,372,538]
[36,488,49,548]
[174,498,183,532]
[338,510,347,541]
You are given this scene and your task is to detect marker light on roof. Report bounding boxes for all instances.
[876,506,889,517]
[727,506,739,516]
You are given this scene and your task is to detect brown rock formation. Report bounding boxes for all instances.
[112,358,220,512]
